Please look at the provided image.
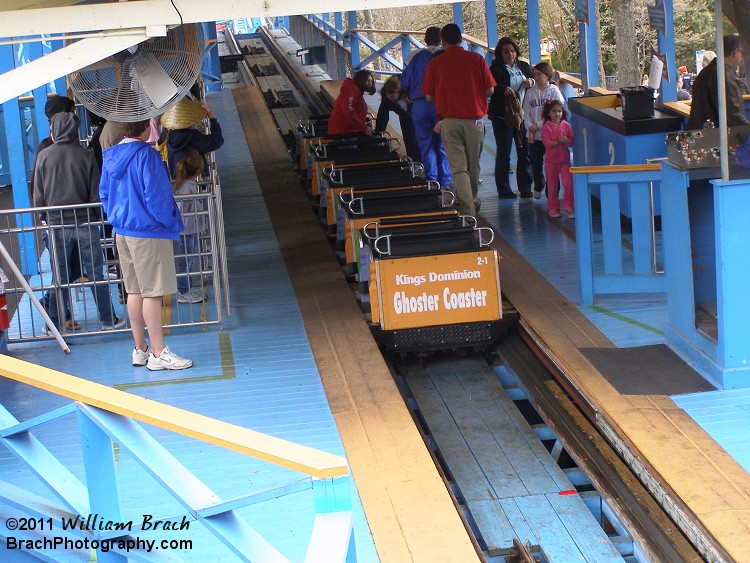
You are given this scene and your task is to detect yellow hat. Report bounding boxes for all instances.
[160,98,207,130]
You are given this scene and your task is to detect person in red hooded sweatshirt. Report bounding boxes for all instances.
[328,70,376,136]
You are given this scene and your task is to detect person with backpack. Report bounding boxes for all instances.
[161,97,224,179]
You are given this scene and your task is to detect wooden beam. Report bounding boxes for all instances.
[0,355,349,478]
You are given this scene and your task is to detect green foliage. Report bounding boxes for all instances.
[364,0,731,78]
[673,0,724,72]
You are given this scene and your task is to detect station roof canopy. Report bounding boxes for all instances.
[0,0,455,38]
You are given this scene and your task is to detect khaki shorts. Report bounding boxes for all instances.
[116,235,177,298]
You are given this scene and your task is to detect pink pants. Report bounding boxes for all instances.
[544,161,574,215]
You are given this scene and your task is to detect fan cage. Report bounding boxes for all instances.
[70,24,204,122]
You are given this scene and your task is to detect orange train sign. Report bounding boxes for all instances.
[370,250,502,331]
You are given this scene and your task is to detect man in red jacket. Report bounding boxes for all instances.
[328,70,376,135]
[421,24,495,216]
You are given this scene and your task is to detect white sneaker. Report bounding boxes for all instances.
[177,288,205,304]
[132,347,149,367]
[147,346,193,371]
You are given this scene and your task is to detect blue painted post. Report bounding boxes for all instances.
[311,476,355,562]
[630,181,655,274]
[601,183,623,275]
[335,12,343,36]
[348,12,359,70]
[578,0,599,91]
[202,23,222,93]
[0,44,37,276]
[77,410,128,562]
[322,12,330,24]
[485,0,498,56]
[573,172,595,305]
[452,4,464,31]
[27,40,48,162]
[712,178,750,388]
[657,0,677,102]
[660,164,723,387]
[47,38,67,96]
[526,0,541,63]
[660,164,693,332]
[401,35,411,65]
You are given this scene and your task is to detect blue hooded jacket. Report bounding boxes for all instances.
[100,140,183,240]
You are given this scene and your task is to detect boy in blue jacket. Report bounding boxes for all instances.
[100,120,192,371]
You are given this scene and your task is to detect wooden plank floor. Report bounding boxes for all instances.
[475,183,750,560]
[401,356,622,561]
[233,84,478,563]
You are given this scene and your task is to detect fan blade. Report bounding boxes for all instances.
[130,51,179,109]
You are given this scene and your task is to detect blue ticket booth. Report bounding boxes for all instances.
[569,95,682,217]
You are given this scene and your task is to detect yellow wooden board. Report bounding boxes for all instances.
[0,355,348,478]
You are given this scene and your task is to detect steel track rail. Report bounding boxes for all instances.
[518,318,731,562]
[391,338,703,561]
[499,329,704,563]
[256,27,331,115]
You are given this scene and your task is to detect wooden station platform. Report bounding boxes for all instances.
[233,84,478,562]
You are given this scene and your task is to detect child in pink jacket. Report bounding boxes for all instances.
[541,99,575,219]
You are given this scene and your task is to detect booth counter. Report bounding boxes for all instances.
[569,95,682,218]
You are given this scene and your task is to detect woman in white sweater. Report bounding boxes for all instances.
[522,62,565,199]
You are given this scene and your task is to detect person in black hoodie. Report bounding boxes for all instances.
[161,97,224,179]
[31,96,81,330]
[33,112,123,332]
[488,37,535,199]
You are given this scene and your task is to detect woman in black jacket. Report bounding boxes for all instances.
[488,37,535,198]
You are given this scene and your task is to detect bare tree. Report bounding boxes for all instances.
[610,0,640,87]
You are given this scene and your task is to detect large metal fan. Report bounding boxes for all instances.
[70,24,204,122]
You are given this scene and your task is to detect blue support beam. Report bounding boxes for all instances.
[579,0,600,90]
[47,37,67,96]
[28,41,48,153]
[354,33,404,72]
[334,12,343,36]
[348,12,359,69]
[0,43,37,275]
[485,0,498,62]
[201,23,222,93]
[452,4,463,31]
[401,35,412,65]
[657,0,677,102]
[527,0,541,64]
[77,411,127,562]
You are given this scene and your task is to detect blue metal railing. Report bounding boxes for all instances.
[0,356,355,562]
[572,164,666,306]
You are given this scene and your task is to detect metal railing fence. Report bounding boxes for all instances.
[0,189,227,344]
